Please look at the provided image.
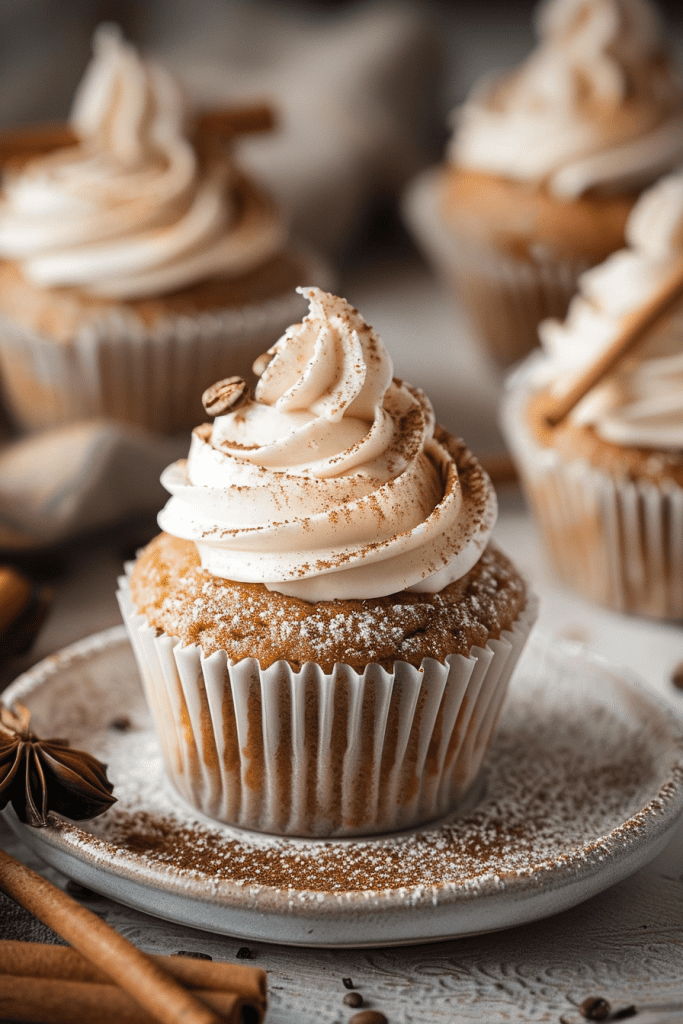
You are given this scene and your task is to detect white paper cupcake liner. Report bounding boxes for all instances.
[403,168,590,367]
[0,244,334,435]
[502,361,683,619]
[117,572,538,838]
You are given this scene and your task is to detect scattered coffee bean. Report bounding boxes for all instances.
[236,946,254,959]
[109,716,132,732]
[580,996,611,1020]
[671,662,683,691]
[172,951,212,960]
[342,977,355,989]
[202,377,251,416]
[343,992,364,1008]
[349,1012,388,1024]
[613,1007,637,1020]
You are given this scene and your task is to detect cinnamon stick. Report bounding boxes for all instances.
[543,260,683,428]
[0,123,75,161]
[0,849,226,1024]
[478,452,518,488]
[194,104,275,140]
[0,941,266,1007]
[0,566,32,636]
[0,976,253,1024]
[0,104,275,164]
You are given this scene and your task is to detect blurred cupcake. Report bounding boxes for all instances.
[0,25,331,434]
[502,169,683,619]
[118,287,537,837]
[405,0,683,367]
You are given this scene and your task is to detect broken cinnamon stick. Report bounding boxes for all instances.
[0,849,226,1024]
[543,260,683,428]
[0,941,266,1008]
[0,976,254,1024]
[478,452,518,487]
[0,104,275,164]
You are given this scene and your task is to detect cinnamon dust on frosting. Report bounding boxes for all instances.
[158,288,498,601]
[452,0,683,199]
[0,25,284,299]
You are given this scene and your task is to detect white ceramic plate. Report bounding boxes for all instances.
[3,626,683,947]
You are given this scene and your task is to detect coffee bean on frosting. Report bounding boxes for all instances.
[343,992,363,1007]
[202,377,251,416]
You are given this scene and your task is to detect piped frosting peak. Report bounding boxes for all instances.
[158,288,497,601]
[0,25,283,299]
[452,0,683,199]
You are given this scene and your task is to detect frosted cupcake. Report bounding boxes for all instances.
[0,26,330,434]
[502,169,683,619]
[405,0,683,367]
[117,287,537,837]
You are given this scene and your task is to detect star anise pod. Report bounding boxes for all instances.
[0,702,116,827]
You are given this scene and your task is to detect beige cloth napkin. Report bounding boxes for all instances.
[0,422,184,551]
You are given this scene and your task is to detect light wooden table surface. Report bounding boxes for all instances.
[2,252,683,1024]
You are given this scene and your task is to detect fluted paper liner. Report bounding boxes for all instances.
[404,168,590,367]
[117,572,538,837]
[502,360,683,619]
[0,245,333,434]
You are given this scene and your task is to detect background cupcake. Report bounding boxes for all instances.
[118,287,537,837]
[0,25,331,435]
[502,168,683,619]
[405,0,683,367]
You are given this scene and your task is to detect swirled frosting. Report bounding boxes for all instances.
[0,25,284,299]
[537,168,683,448]
[451,0,683,199]
[158,287,497,601]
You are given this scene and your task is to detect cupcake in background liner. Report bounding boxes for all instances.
[0,25,332,435]
[117,287,537,837]
[404,0,683,368]
[502,168,683,620]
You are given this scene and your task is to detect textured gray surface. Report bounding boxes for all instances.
[3,816,683,1024]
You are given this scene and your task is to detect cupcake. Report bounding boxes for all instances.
[0,25,330,434]
[404,0,683,367]
[117,287,537,837]
[502,168,683,619]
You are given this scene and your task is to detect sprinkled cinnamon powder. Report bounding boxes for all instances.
[73,686,669,897]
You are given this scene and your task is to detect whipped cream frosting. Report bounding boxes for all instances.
[0,25,284,299]
[158,287,497,601]
[537,168,683,448]
[451,0,683,199]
